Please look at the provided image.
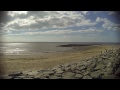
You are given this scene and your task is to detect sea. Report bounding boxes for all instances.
[0,42,119,55]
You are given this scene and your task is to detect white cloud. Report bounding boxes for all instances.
[106,11,117,15]
[2,11,97,32]
[96,17,120,31]
[8,11,28,17]
[23,28,103,35]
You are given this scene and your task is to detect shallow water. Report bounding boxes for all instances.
[0,42,119,55]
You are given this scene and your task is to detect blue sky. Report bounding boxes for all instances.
[0,11,120,42]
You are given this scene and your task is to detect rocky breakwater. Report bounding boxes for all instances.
[3,48,120,79]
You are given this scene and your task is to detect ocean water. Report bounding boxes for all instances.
[0,42,119,55]
[0,42,73,55]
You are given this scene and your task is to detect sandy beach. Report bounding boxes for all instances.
[1,44,120,75]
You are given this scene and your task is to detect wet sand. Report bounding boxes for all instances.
[1,44,120,75]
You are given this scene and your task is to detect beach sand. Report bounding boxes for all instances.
[1,44,120,75]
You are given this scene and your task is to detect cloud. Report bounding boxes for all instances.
[96,17,120,31]
[106,11,117,15]
[2,11,97,32]
[22,28,103,35]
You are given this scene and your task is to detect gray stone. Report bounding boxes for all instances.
[43,71,54,75]
[103,60,110,65]
[97,58,102,63]
[40,77,48,79]
[102,75,116,79]
[79,66,87,71]
[94,64,106,70]
[82,75,92,79]
[75,70,81,74]
[64,66,71,71]
[106,68,114,75]
[8,72,23,77]
[70,65,76,71]
[49,76,62,79]
[86,67,94,72]
[90,71,101,79]
[23,77,34,79]
[115,67,120,75]
[33,73,44,79]
[83,71,90,76]
[62,72,75,79]
[107,62,113,68]
[54,73,62,77]
[89,63,96,68]
[25,71,39,76]
[80,70,85,73]
[75,74,83,79]
[55,68,64,74]
[3,76,13,79]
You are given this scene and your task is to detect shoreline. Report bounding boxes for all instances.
[1,44,120,76]
[2,47,120,79]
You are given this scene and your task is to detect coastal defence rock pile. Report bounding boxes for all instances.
[3,48,120,79]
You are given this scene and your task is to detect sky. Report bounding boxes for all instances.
[0,11,120,42]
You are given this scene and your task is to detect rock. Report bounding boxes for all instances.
[107,62,113,68]
[75,70,81,74]
[74,74,83,79]
[43,71,54,75]
[23,77,34,79]
[80,70,85,73]
[62,72,75,79]
[90,71,101,79]
[94,64,106,70]
[3,76,13,79]
[83,71,90,76]
[79,66,87,71]
[64,66,71,71]
[115,67,120,76]
[25,71,39,76]
[82,75,92,79]
[54,73,62,77]
[106,68,114,75]
[8,72,23,77]
[70,65,76,71]
[40,77,48,79]
[89,63,96,69]
[55,68,64,74]
[49,76,62,79]
[33,73,44,79]
[86,67,94,72]
[96,58,102,63]
[102,75,116,79]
